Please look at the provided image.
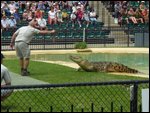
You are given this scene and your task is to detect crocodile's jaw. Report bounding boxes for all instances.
[69,55,83,63]
[70,55,94,71]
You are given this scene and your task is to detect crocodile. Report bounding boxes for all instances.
[69,55,141,73]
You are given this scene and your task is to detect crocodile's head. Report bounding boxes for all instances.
[69,55,83,63]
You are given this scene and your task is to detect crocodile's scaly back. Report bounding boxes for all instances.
[92,62,139,73]
[70,55,140,73]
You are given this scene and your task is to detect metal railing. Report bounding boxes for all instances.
[1,80,149,112]
[1,26,149,51]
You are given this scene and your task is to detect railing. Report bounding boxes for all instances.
[1,80,149,112]
[1,26,149,51]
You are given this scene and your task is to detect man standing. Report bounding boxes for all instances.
[10,19,56,76]
[1,53,13,101]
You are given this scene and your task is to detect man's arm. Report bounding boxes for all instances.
[10,32,18,48]
[38,29,55,35]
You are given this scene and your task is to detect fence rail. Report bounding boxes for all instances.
[1,26,149,51]
[1,80,149,112]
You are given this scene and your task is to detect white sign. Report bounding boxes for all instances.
[142,89,149,112]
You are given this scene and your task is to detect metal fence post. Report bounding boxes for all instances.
[142,27,145,47]
[130,83,138,112]
[83,28,86,42]
[127,26,129,47]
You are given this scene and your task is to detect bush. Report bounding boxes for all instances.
[74,42,87,49]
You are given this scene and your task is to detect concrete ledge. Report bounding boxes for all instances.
[2,48,149,55]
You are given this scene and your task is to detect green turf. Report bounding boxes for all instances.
[3,59,147,84]
[2,59,148,112]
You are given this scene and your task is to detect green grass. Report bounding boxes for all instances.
[2,59,148,112]
[3,59,147,84]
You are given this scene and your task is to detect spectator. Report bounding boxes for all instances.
[37,1,45,11]
[142,9,149,23]
[30,2,37,13]
[56,10,63,23]
[48,7,57,25]
[70,12,76,27]
[38,14,47,30]
[119,7,129,25]
[72,4,77,13]
[135,8,144,23]
[13,9,20,23]
[1,2,11,17]
[89,9,97,25]
[22,10,28,21]
[53,2,59,12]
[35,8,43,20]
[83,11,90,27]
[27,9,34,21]
[8,15,17,29]
[1,15,9,31]
[20,1,27,12]
[1,53,13,101]
[139,1,146,12]
[76,7,84,27]
[8,1,16,14]
[62,9,69,21]
[77,2,84,12]
[67,1,73,11]
[114,2,122,18]
[127,7,138,24]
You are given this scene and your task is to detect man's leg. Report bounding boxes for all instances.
[19,58,24,74]
[22,58,30,76]
[24,58,30,72]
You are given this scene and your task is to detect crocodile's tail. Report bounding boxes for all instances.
[125,67,139,73]
[113,63,140,74]
[121,66,145,74]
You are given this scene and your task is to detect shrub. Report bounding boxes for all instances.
[74,42,87,49]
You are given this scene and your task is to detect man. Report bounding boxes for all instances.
[10,19,56,76]
[1,53,13,101]
[1,15,9,31]
[8,15,17,31]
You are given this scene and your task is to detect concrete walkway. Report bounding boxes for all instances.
[9,72,49,86]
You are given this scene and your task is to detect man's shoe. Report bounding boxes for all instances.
[21,69,30,76]
[21,71,29,76]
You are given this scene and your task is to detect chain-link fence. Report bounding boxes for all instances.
[1,80,149,112]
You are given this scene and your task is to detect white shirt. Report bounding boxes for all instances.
[1,19,9,28]
[90,11,96,17]
[38,18,47,27]
[48,11,56,19]
[1,64,11,84]
[8,19,17,27]
[15,26,40,43]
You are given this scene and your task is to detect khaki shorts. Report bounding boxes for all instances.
[15,41,30,58]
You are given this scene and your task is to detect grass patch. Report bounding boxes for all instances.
[3,59,147,84]
[2,59,148,112]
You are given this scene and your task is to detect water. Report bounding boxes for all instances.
[31,53,149,74]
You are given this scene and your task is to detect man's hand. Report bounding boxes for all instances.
[10,43,14,49]
[50,30,56,34]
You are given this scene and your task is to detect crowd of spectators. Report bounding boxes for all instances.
[1,1,149,32]
[102,1,149,26]
[1,1,99,32]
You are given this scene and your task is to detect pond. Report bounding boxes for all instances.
[31,53,149,74]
